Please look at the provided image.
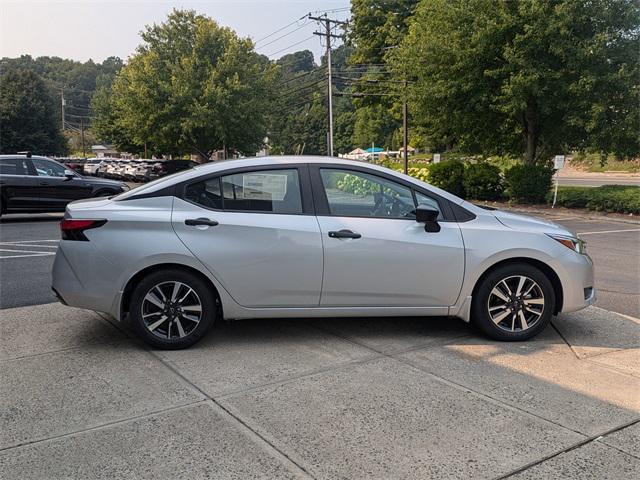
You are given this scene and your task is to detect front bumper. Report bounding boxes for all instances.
[554,250,596,313]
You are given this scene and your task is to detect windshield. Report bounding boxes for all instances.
[113,166,196,200]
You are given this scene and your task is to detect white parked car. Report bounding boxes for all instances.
[52,156,595,349]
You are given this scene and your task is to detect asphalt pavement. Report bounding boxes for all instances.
[558,176,640,187]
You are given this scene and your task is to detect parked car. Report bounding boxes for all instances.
[133,159,157,182]
[83,158,105,176]
[57,158,87,173]
[0,154,128,217]
[122,160,141,181]
[104,159,125,179]
[52,156,595,350]
[145,159,196,181]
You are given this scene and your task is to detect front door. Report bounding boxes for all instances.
[313,167,465,307]
[172,166,323,307]
[30,157,92,209]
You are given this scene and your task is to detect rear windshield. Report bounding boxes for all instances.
[113,166,196,200]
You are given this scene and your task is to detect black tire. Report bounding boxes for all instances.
[471,263,555,341]
[129,269,217,349]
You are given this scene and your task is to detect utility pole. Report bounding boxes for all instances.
[309,14,346,157]
[60,90,66,131]
[80,118,86,157]
[403,79,408,174]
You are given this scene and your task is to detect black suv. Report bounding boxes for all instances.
[0,154,128,217]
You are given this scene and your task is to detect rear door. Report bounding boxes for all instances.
[0,157,39,210]
[311,166,465,308]
[172,165,323,307]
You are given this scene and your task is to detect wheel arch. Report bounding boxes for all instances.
[471,257,563,314]
[120,263,223,321]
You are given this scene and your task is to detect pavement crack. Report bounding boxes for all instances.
[495,418,640,479]
[0,400,209,453]
[550,321,580,359]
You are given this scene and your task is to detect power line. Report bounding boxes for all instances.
[309,13,347,157]
[253,15,308,44]
[265,35,316,57]
[256,20,311,49]
[276,78,326,98]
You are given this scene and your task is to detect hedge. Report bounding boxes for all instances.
[427,160,465,197]
[551,185,640,214]
[463,163,504,200]
[504,164,555,203]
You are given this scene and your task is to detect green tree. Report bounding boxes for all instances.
[102,9,275,158]
[0,68,67,155]
[393,0,640,164]
[349,0,419,64]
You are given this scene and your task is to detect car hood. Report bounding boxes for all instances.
[82,176,124,187]
[491,209,575,236]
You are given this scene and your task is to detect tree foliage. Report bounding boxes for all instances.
[0,55,123,133]
[99,9,275,158]
[0,68,67,155]
[392,0,640,164]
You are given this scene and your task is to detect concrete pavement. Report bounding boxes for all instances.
[0,302,638,479]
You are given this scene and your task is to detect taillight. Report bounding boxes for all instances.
[60,219,107,241]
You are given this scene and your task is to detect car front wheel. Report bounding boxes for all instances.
[472,263,555,341]
[129,269,216,349]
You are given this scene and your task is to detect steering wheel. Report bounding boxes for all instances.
[372,191,398,217]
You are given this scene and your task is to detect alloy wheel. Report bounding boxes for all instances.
[141,281,202,339]
[486,275,545,333]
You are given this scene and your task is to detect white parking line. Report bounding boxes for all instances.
[0,239,59,243]
[0,248,56,254]
[0,243,58,248]
[0,253,56,259]
[578,228,640,235]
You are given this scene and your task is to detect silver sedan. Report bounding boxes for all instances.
[52,156,595,349]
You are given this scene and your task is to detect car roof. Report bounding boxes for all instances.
[116,155,466,206]
[0,154,52,160]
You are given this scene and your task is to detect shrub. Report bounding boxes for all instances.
[428,160,465,197]
[552,185,640,214]
[463,163,504,200]
[504,164,555,203]
[406,167,429,183]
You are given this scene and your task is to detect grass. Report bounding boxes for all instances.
[569,153,640,173]
[550,185,640,214]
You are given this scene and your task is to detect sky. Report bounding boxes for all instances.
[0,0,350,63]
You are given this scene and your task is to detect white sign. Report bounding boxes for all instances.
[242,173,288,201]
[433,153,441,164]
[554,155,565,169]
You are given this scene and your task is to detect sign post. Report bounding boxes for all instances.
[433,153,441,164]
[552,155,565,208]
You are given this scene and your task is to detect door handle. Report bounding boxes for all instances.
[328,229,361,239]
[39,182,50,186]
[185,217,219,227]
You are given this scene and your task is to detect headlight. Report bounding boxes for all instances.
[547,234,587,254]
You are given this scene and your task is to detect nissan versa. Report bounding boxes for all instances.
[52,157,595,349]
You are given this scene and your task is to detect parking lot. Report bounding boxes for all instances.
[0,209,638,478]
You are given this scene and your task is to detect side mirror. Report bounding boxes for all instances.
[64,169,75,180]
[415,205,441,232]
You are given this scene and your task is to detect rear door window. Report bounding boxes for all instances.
[0,158,29,175]
[185,168,303,214]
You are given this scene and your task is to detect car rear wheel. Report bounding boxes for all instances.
[129,269,216,349]
[471,263,555,341]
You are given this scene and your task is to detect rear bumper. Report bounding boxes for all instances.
[51,243,117,315]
